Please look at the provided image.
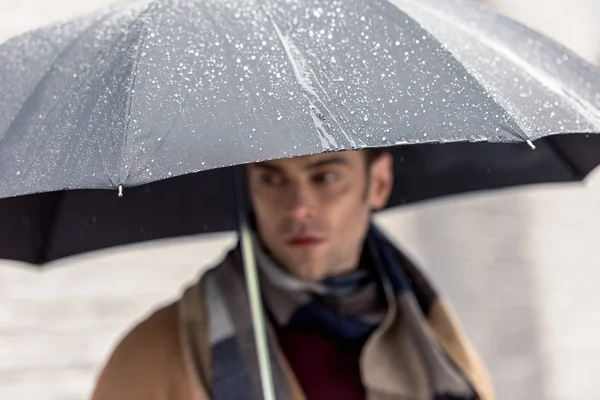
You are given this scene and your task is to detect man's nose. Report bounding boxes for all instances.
[286,183,316,220]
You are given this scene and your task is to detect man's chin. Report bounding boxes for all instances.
[290,266,328,281]
[281,256,328,281]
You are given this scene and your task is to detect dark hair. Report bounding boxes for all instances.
[364,148,386,166]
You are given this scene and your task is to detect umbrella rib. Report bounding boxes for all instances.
[93,12,155,188]
[2,3,159,189]
[118,0,162,186]
[395,0,600,130]
[261,6,357,149]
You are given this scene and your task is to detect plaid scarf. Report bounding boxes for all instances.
[195,225,491,400]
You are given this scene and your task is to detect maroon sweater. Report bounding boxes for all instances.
[276,328,367,400]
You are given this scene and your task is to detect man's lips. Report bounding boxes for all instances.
[285,235,324,246]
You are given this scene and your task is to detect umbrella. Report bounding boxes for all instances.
[1,0,600,397]
[2,0,600,263]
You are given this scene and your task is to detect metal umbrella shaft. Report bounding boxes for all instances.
[235,167,277,400]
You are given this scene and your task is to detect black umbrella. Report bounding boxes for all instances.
[2,0,600,397]
[2,137,599,264]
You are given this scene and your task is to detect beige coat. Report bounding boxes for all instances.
[91,272,494,400]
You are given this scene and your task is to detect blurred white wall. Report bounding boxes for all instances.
[0,1,599,400]
[486,0,600,64]
[480,2,600,399]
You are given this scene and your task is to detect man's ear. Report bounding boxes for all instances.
[368,152,394,210]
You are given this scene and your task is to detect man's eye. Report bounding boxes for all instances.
[313,172,337,184]
[261,174,283,186]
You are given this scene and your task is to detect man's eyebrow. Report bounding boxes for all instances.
[252,156,349,172]
[305,156,349,170]
[252,162,283,172]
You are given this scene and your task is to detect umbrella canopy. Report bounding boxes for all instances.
[1,0,600,265]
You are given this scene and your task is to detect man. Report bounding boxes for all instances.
[91,149,494,400]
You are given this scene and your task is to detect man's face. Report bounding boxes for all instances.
[246,150,393,281]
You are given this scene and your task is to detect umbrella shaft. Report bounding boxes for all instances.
[235,166,276,400]
[240,221,277,400]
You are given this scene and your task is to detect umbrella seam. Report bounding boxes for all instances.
[260,5,357,150]
[119,0,158,187]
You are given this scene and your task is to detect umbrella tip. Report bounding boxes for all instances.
[118,185,123,197]
[526,139,536,150]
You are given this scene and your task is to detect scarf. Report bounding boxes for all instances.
[194,225,492,400]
